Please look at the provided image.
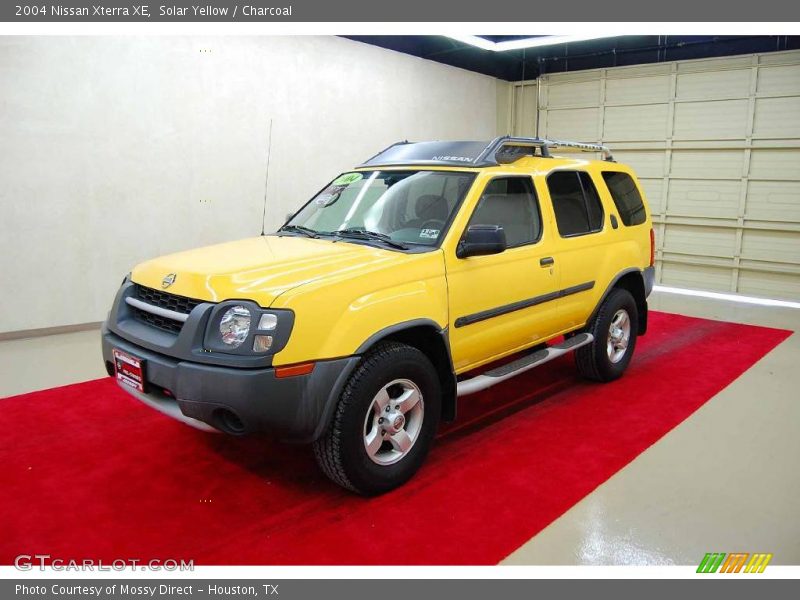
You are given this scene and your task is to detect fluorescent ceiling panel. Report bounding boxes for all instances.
[447,35,620,52]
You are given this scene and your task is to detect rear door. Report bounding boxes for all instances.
[542,170,611,331]
[445,175,561,373]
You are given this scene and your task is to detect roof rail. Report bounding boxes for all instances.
[478,136,614,163]
[543,138,614,161]
[358,136,614,168]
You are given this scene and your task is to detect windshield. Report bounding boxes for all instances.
[285,170,476,247]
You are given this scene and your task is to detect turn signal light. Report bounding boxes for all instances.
[274,362,316,378]
[252,335,274,353]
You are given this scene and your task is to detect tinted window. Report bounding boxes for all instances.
[602,171,646,226]
[547,171,604,237]
[468,177,541,247]
[580,172,604,231]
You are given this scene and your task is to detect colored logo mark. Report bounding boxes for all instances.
[697,552,773,573]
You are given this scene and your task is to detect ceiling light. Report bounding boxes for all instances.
[447,35,619,52]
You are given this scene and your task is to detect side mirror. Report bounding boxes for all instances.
[456,225,507,259]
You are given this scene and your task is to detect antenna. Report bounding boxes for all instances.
[260,118,274,236]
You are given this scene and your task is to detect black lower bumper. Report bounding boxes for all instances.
[102,327,359,443]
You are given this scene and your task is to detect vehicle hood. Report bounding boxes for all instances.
[130,235,410,306]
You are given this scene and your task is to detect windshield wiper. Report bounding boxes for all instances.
[278,224,319,239]
[332,228,409,250]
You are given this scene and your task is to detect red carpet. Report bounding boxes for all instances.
[0,312,791,565]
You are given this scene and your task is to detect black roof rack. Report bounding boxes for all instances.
[359,136,614,168]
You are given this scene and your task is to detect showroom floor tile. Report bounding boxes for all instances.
[503,292,800,565]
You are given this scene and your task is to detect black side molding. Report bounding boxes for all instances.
[454,281,595,328]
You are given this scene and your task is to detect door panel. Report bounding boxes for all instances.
[446,176,560,373]
[447,246,560,372]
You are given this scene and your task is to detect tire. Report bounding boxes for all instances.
[313,341,441,496]
[575,288,638,382]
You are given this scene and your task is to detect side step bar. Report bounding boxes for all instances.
[456,333,594,397]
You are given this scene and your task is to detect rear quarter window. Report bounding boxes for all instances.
[547,171,604,237]
[601,171,647,227]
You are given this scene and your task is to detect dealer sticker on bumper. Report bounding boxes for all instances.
[113,348,146,393]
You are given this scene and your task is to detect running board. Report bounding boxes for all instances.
[456,333,594,397]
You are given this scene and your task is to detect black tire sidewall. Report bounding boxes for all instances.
[591,288,638,381]
[336,345,441,495]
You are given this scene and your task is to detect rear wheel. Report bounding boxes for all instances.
[575,288,638,382]
[313,341,441,495]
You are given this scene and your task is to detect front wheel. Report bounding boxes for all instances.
[313,341,441,495]
[575,288,638,382]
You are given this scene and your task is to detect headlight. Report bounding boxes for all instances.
[204,302,294,357]
[219,305,251,347]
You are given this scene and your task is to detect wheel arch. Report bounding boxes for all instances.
[356,319,457,422]
[588,268,649,335]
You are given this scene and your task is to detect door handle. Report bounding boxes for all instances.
[540,257,555,267]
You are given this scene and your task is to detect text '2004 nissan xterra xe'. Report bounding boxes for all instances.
[102,137,655,495]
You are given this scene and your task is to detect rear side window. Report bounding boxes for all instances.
[602,171,646,226]
[547,171,604,237]
[468,176,541,247]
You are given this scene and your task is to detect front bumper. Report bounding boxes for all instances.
[102,326,359,442]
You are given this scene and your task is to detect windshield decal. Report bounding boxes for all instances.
[315,173,364,206]
[420,228,440,239]
[315,189,343,207]
[332,172,364,186]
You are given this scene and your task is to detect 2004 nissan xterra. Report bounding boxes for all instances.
[102,136,655,495]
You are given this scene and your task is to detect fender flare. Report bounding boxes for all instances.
[585,268,649,335]
[355,318,458,422]
[355,318,447,354]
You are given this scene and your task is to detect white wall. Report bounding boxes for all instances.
[0,36,499,333]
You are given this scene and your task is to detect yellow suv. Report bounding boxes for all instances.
[102,137,655,495]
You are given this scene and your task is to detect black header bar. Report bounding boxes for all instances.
[2,1,800,22]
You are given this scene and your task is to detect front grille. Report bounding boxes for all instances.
[130,306,184,334]
[135,284,203,314]
[131,284,204,334]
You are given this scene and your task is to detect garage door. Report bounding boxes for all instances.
[533,50,800,301]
